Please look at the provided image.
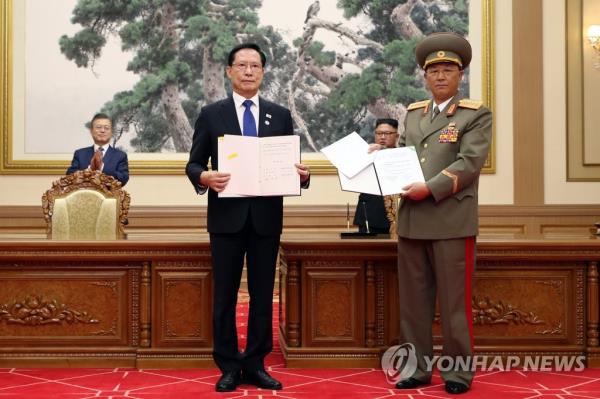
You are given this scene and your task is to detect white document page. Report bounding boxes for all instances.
[218,134,301,197]
[339,164,382,195]
[259,135,301,196]
[374,147,425,195]
[320,132,374,178]
[218,135,259,197]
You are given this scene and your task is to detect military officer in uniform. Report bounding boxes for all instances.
[393,32,492,394]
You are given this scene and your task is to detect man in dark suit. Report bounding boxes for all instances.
[186,43,310,392]
[66,113,129,186]
[393,33,492,395]
[353,118,399,234]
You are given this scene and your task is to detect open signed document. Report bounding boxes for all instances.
[332,143,425,196]
[218,134,301,197]
[321,132,425,195]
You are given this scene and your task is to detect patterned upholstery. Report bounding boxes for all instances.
[42,170,130,240]
[51,190,117,240]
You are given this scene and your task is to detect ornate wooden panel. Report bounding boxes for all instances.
[302,261,364,347]
[466,263,584,346]
[0,265,139,347]
[383,263,585,348]
[152,261,212,347]
[280,235,598,367]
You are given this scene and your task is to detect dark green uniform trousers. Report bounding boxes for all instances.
[397,236,475,386]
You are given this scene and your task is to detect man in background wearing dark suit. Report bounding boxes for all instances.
[186,43,310,392]
[353,118,399,233]
[66,113,129,186]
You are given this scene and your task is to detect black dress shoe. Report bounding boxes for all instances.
[445,381,469,394]
[395,377,429,389]
[215,371,241,392]
[243,369,283,390]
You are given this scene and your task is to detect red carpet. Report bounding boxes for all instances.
[2,297,600,398]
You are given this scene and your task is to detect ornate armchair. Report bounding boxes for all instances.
[384,194,400,235]
[42,170,130,239]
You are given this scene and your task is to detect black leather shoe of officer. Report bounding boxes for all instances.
[445,380,469,394]
[215,370,241,392]
[243,369,283,390]
[395,377,429,389]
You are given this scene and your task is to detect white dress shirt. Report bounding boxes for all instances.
[433,96,454,116]
[232,91,260,135]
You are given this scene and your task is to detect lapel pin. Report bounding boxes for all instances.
[265,120,270,125]
[266,113,272,119]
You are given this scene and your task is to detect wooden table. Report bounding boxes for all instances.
[2,232,600,368]
[278,233,600,367]
[0,233,213,368]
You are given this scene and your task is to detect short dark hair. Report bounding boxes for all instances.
[375,118,398,129]
[91,113,112,127]
[227,43,267,67]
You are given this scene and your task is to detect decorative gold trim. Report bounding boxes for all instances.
[442,169,459,194]
[0,0,495,175]
[0,0,12,174]
[566,0,600,180]
[481,0,496,174]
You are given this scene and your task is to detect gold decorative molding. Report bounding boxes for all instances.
[566,0,600,180]
[0,0,495,175]
[481,0,496,173]
[0,295,99,326]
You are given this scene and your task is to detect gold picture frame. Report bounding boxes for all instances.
[0,0,495,175]
[566,0,600,181]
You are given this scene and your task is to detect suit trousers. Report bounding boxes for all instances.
[209,217,280,372]
[397,236,475,386]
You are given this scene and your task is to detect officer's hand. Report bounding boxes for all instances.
[200,171,231,192]
[401,182,431,201]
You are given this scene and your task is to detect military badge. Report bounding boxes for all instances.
[439,122,460,143]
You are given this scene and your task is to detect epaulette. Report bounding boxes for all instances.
[407,100,430,111]
[458,99,483,110]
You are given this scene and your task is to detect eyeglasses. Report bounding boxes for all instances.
[93,125,112,131]
[426,68,460,78]
[375,131,398,137]
[231,63,263,72]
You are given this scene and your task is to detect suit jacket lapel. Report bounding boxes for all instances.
[258,97,272,137]
[102,146,113,167]
[83,146,95,167]
[219,97,242,135]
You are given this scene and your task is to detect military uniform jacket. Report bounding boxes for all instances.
[397,95,492,239]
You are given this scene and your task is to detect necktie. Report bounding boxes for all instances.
[242,99,257,137]
[432,106,440,120]
[98,146,104,157]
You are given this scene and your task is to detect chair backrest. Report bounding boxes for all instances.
[384,194,400,235]
[42,170,130,239]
